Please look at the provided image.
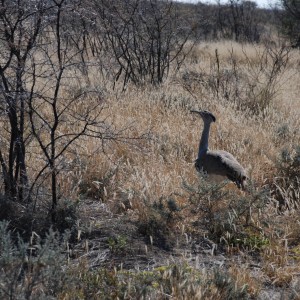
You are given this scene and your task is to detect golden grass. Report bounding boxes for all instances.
[2,40,299,296]
[20,40,298,221]
[77,41,298,293]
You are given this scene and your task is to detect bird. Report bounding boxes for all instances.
[191,110,247,189]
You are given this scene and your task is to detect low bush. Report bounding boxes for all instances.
[0,221,73,299]
[273,146,300,209]
[137,196,182,250]
[183,175,270,251]
[62,264,250,299]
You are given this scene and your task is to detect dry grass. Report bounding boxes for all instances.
[76,58,298,206]
[71,41,299,272]
[56,41,299,297]
[1,40,299,298]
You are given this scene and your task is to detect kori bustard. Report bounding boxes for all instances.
[191,110,247,189]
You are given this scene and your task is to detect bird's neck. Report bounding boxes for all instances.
[198,121,211,158]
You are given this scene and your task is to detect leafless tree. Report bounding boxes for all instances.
[279,0,300,47]
[92,0,195,88]
[218,0,261,42]
[0,0,47,203]
[0,0,128,224]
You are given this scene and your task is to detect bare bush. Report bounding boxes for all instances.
[0,0,124,228]
[219,0,262,43]
[91,0,195,88]
[278,0,300,47]
[182,43,290,116]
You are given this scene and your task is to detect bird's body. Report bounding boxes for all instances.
[191,110,247,189]
[195,150,247,188]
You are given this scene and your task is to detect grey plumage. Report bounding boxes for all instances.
[191,110,247,189]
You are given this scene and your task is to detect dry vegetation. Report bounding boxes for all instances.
[1,1,300,298]
[2,40,299,299]
[79,41,300,297]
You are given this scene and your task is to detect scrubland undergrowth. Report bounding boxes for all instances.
[1,40,300,299]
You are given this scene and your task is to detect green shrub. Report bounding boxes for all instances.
[137,197,182,251]
[54,198,79,235]
[184,175,269,251]
[108,235,128,255]
[72,264,250,299]
[0,221,74,299]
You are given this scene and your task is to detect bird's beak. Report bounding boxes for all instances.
[190,110,202,115]
[190,110,204,120]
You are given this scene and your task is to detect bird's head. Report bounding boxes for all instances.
[191,110,216,123]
